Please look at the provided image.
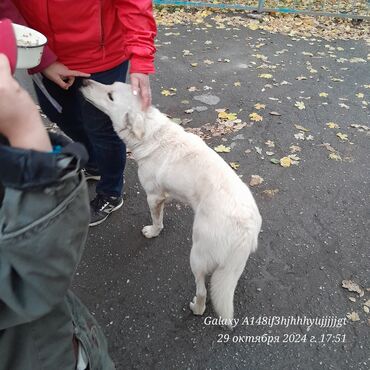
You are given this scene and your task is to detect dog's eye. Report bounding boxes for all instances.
[108,92,114,101]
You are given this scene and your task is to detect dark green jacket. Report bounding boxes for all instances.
[0,136,115,370]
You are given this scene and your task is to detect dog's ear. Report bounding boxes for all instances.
[127,112,145,139]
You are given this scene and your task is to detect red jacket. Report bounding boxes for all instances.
[2,0,156,74]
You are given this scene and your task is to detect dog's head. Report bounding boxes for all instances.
[81,80,146,140]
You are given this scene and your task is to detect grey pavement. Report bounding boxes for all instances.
[17,15,369,370]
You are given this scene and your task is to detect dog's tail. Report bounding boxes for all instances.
[210,250,248,327]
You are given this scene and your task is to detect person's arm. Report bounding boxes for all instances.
[114,0,157,110]
[114,0,157,74]
[0,55,89,329]
[1,1,90,88]
[0,0,57,73]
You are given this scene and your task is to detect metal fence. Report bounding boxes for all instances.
[154,0,370,20]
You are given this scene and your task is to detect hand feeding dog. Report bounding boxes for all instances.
[81,81,262,328]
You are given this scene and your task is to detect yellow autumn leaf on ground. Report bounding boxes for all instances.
[190,62,198,67]
[249,23,259,31]
[214,145,231,153]
[294,101,306,110]
[336,133,348,141]
[288,154,300,164]
[356,93,364,98]
[229,162,240,170]
[294,124,310,132]
[249,175,264,187]
[326,122,340,129]
[258,73,273,79]
[234,81,241,87]
[346,312,360,322]
[319,92,328,97]
[249,112,263,122]
[253,54,267,61]
[161,89,176,96]
[329,153,342,161]
[218,111,238,121]
[254,103,266,110]
[289,145,301,153]
[262,189,279,198]
[280,157,292,168]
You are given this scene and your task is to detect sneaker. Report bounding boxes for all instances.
[89,194,123,226]
[83,168,101,181]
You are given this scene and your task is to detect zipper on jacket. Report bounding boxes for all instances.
[99,0,106,59]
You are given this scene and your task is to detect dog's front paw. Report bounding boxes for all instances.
[189,296,206,316]
[142,225,162,238]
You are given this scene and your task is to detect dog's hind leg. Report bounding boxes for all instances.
[189,246,207,315]
[142,193,165,238]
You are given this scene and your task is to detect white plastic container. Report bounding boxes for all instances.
[12,23,47,69]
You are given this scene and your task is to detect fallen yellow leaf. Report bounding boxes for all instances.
[190,63,198,67]
[289,145,301,153]
[294,124,310,132]
[329,153,342,161]
[258,73,273,79]
[294,101,306,110]
[249,23,259,31]
[346,311,360,322]
[249,112,263,122]
[229,162,240,170]
[319,92,328,97]
[161,89,176,96]
[249,175,264,187]
[280,157,292,168]
[326,122,340,129]
[336,133,348,141]
[214,145,231,153]
[218,111,238,121]
[356,93,364,99]
[262,189,279,198]
[254,103,266,110]
[234,81,241,87]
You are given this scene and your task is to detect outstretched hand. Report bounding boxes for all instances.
[0,54,52,151]
[130,73,152,111]
[42,61,91,90]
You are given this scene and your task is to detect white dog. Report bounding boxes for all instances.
[81,81,262,325]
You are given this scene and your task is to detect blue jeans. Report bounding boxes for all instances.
[34,61,129,197]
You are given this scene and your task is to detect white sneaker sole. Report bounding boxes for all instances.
[85,175,101,181]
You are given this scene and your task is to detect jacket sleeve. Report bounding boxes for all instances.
[0,140,89,330]
[0,0,57,73]
[114,0,157,74]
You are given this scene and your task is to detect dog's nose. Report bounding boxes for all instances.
[82,79,91,87]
